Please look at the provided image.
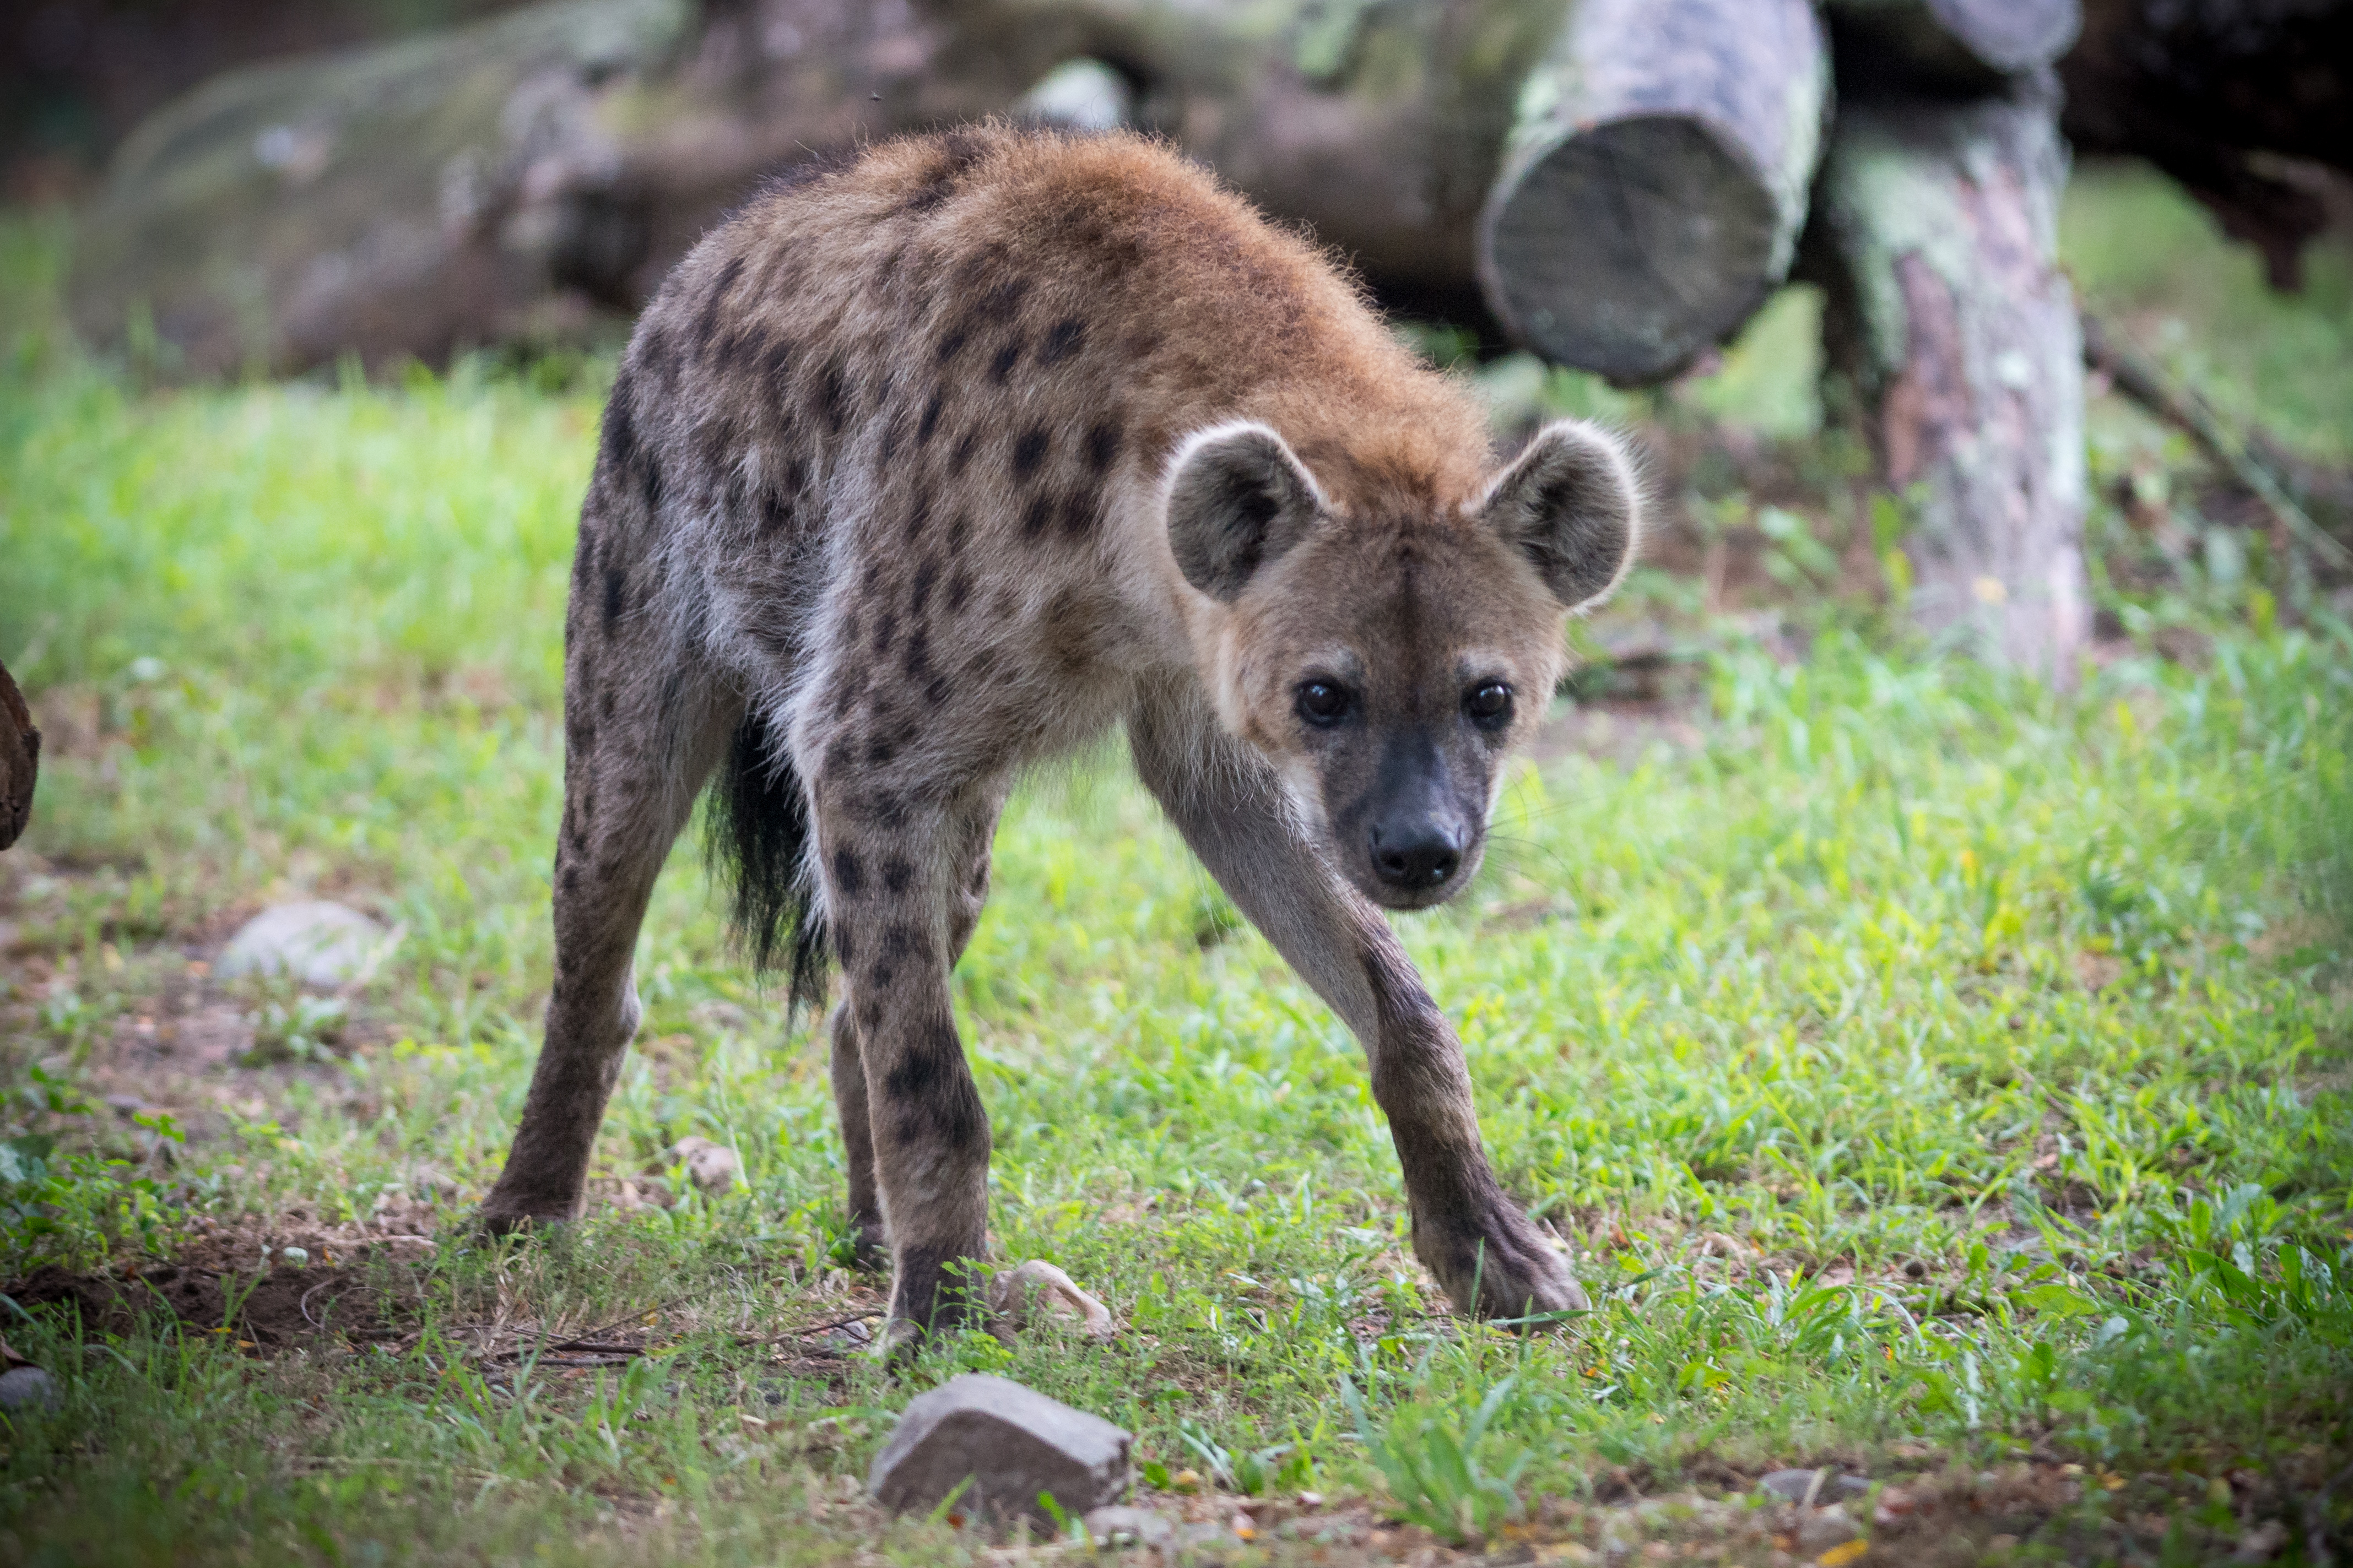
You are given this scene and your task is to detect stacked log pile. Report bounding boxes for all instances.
[64,0,2345,682]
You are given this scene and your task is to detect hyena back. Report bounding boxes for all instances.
[480,125,1640,1345]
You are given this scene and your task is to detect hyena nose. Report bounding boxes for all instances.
[1370,821,1462,891]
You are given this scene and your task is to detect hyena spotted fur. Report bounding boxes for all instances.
[480,124,1640,1345]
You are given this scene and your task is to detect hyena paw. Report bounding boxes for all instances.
[1425,1207,1591,1324]
[879,1245,992,1358]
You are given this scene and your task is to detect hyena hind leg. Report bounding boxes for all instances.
[826,786,1004,1274]
[479,660,737,1230]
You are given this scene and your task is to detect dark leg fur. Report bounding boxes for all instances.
[825,788,1002,1281]
[481,626,735,1228]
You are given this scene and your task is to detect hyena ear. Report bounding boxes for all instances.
[1164,422,1325,603]
[1475,419,1641,611]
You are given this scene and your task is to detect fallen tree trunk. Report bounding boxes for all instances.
[1822,0,2081,93]
[1476,0,1829,384]
[68,0,1574,377]
[1806,72,2091,683]
[0,659,36,853]
[2060,0,2353,291]
[68,0,1040,375]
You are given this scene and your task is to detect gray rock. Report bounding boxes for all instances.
[1760,1468,1870,1505]
[1795,1504,1860,1551]
[1083,1505,1174,1548]
[218,901,394,989]
[0,1366,60,1413]
[868,1373,1132,1527]
[1015,59,1134,132]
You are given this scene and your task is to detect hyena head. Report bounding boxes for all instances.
[1167,419,1640,910]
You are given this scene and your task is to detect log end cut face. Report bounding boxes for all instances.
[1480,113,1778,385]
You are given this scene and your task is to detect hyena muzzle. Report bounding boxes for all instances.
[479,124,1640,1349]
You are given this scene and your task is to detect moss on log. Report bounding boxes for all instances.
[1808,72,2090,683]
[1476,0,1828,384]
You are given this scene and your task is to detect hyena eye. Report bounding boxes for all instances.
[1295,680,1350,728]
[1465,681,1513,730]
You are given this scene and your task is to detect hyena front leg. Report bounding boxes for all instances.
[813,782,1002,1342]
[825,788,1001,1273]
[1132,697,1588,1323]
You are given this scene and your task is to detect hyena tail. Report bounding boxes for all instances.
[704,704,831,1013]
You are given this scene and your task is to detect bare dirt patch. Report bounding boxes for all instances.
[8,1245,423,1350]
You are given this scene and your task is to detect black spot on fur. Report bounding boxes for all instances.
[949,430,978,477]
[989,337,1024,383]
[900,129,983,214]
[818,359,849,433]
[944,514,970,556]
[640,328,679,387]
[873,609,897,655]
[867,735,896,766]
[1085,419,1122,475]
[760,485,794,536]
[1060,490,1101,540]
[909,557,938,616]
[705,708,829,1011]
[602,567,628,628]
[903,622,931,680]
[762,145,860,197]
[936,325,969,363]
[833,848,865,895]
[980,277,1032,317]
[572,519,599,597]
[945,569,971,612]
[599,381,640,478]
[884,1018,986,1152]
[1020,495,1054,539]
[764,338,793,393]
[916,388,946,446]
[1040,317,1086,366]
[882,858,913,894]
[1011,425,1050,480]
[716,329,759,376]
[696,255,747,356]
[902,491,931,546]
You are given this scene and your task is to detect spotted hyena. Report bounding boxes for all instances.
[479,125,1640,1346]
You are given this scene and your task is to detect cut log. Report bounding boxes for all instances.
[0,658,37,851]
[2062,0,2353,291]
[1806,72,2090,683]
[69,0,1580,377]
[1476,0,1829,384]
[1822,0,2081,93]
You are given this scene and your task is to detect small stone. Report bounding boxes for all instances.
[867,1372,1132,1527]
[217,902,394,989]
[2233,1521,2289,1564]
[278,1245,310,1267]
[1082,1505,1173,1548]
[0,1366,59,1412]
[1759,1469,1869,1505]
[668,1136,740,1195]
[1794,1505,1859,1552]
[1015,59,1133,132]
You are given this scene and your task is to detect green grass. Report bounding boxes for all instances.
[2,166,2351,1565]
